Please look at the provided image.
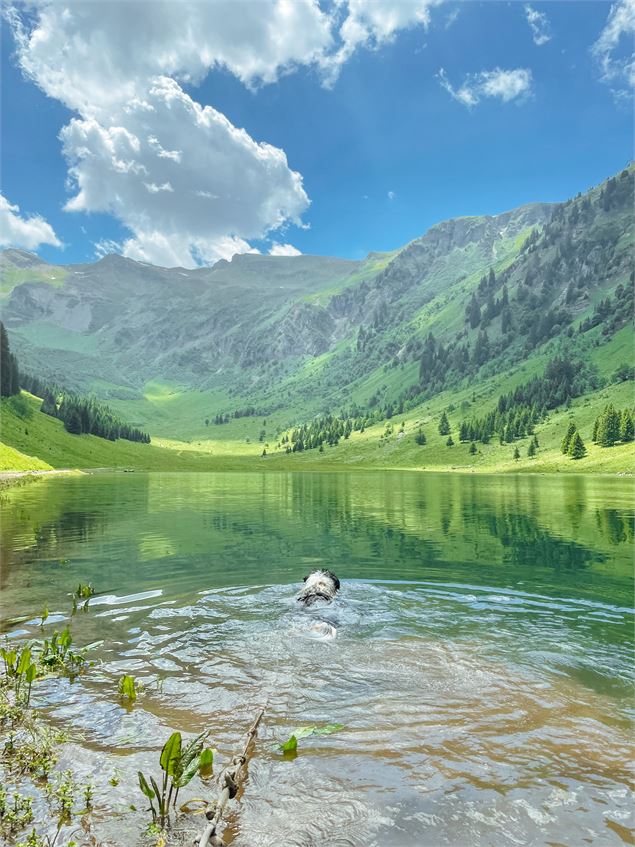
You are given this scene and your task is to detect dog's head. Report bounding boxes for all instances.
[298,569,340,606]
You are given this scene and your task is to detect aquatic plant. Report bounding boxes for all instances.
[0,785,33,837]
[0,645,38,706]
[118,674,138,702]
[40,627,87,678]
[138,730,214,827]
[279,723,343,754]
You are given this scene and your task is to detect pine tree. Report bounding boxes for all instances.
[64,409,83,434]
[596,404,621,447]
[414,428,427,445]
[527,440,536,458]
[467,294,481,329]
[0,322,19,398]
[438,412,451,436]
[568,431,587,459]
[513,446,520,460]
[446,435,454,446]
[469,442,477,455]
[620,409,634,442]
[561,421,577,454]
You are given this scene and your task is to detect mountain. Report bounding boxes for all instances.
[1,166,633,441]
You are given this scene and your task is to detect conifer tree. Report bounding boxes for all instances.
[415,428,427,445]
[513,446,520,460]
[446,435,454,446]
[568,431,587,459]
[469,442,477,455]
[438,411,451,436]
[0,322,19,397]
[596,404,621,447]
[527,440,536,457]
[620,409,634,442]
[561,421,577,454]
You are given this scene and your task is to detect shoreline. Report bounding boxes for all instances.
[0,464,631,484]
[0,468,83,490]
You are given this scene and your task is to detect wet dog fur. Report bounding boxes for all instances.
[297,569,340,607]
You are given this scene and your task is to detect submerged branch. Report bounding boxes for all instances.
[195,707,265,847]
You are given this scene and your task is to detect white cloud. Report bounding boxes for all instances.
[57,78,308,268]
[322,0,443,83]
[387,190,396,201]
[10,0,335,115]
[524,5,552,46]
[0,193,60,250]
[592,0,635,96]
[122,231,259,268]
[7,0,451,266]
[438,67,533,107]
[94,238,122,259]
[269,242,302,256]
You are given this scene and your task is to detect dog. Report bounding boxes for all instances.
[297,569,340,608]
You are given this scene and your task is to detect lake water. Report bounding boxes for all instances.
[1,471,633,846]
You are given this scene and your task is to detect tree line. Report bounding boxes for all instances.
[1,327,151,445]
[458,354,596,446]
[20,373,151,443]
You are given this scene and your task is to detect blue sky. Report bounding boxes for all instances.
[1,1,633,267]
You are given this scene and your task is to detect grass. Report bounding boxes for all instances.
[2,380,632,476]
[0,265,68,297]
[0,442,52,472]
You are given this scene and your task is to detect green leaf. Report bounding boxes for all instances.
[16,648,32,675]
[119,675,137,701]
[177,756,201,787]
[291,723,343,739]
[138,771,154,800]
[1,648,17,673]
[198,748,214,770]
[180,731,207,769]
[160,732,182,776]
[59,627,72,650]
[149,775,163,806]
[280,734,298,753]
[25,664,37,684]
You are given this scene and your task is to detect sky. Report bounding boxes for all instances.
[0,0,633,268]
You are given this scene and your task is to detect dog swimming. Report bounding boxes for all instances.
[297,569,340,607]
[296,569,340,640]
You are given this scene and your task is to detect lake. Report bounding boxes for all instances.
[1,471,633,846]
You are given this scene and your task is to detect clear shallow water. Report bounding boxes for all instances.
[0,471,633,846]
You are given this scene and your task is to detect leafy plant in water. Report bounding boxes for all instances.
[0,645,38,706]
[40,627,86,678]
[0,786,34,837]
[118,674,138,702]
[279,723,343,754]
[138,731,214,827]
[75,583,94,599]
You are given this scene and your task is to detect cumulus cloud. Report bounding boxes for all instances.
[7,0,451,266]
[10,0,335,115]
[438,67,533,107]
[57,78,308,268]
[0,193,60,250]
[387,190,396,200]
[269,242,302,256]
[592,0,635,96]
[7,0,328,266]
[524,5,552,46]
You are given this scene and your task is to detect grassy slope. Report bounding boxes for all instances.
[1,376,632,474]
